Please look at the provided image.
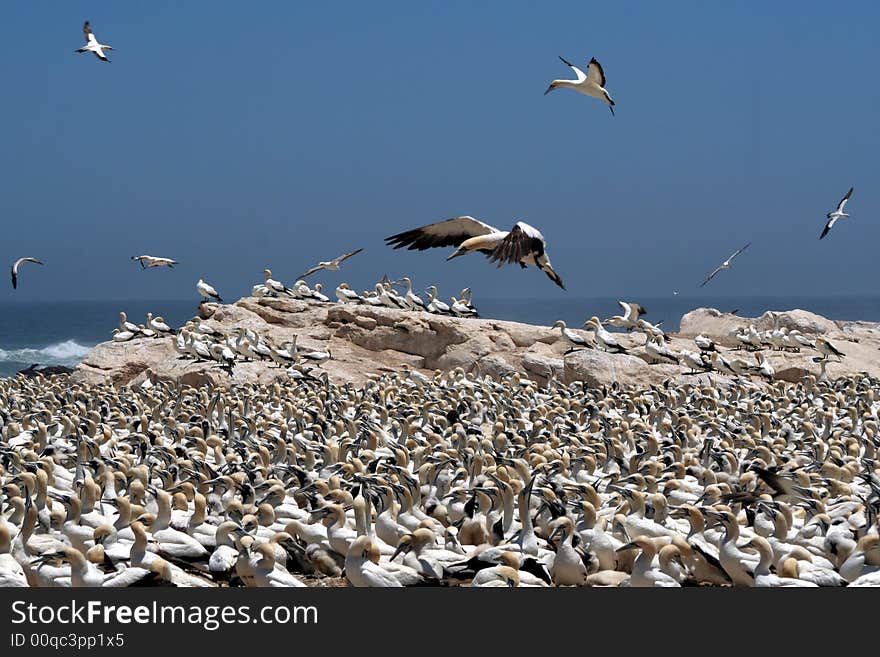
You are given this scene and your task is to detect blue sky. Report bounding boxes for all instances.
[1,1,877,302]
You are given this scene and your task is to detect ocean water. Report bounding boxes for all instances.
[0,300,196,378]
[2,295,880,378]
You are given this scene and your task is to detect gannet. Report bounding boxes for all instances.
[552,320,592,352]
[75,21,113,63]
[425,286,452,314]
[147,313,173,334]
[700,241,752,287]
[545,56,615,115]
[385,217,564,288]
[298,248,364,279]
[335,282,361,304]
[398,277,427,311]
[694,334,716,352]
[583,316,625,353]
[131,255,177,269]
[197,279,222,303]
[300,348,331,366]
[816,336,845,362]
[311,283,331,302]
[645,335,679,364]
[10,257,44,289]
[606,301,646,330]
[263,269,292,296]
[118,312,140,334]
[820,187,854,240]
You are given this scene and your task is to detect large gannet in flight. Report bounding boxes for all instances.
[75,21,113,62]
[545,56,615,115]
[298,249,364,279]
[700,242,752,288]
[820,187,854,240]
[10,257,44,289]
[131,255,178,269]
[385,217,565,289]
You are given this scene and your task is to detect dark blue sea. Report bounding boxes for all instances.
[2,295,880,378]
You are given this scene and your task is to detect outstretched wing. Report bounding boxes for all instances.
[541,263,565,289]
[298,264,324,279]
[83,21,97,45]
[334,248,364,265]
[700,266,723,287]
[819,218,834,240]
[837,187,854,212]
[558,56,587,82]
[586,57,607,86]
[488,222,545,267]
[727,241,752,262]
[385,216,498,251]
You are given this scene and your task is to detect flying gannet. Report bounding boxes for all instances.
[820,187,854,240]
[10,258,44,289]
[131,255,178,269]
[75,21,113,62]
[545,56,615,115]
[298,249,364,280]
[700,242,752,287]
[385,217,564,289]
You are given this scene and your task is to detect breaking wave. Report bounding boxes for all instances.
[0,339,92,366]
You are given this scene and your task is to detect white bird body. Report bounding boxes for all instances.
[335,283,361,304]
[700,242,752,287]
[820,187,854,240]
[132,255,177,269]
[386,217,564,289]
[75,21,113,62]
[299,249,364,279]
[197,279,222,303]
[10,257,44,289]
[545,56,615,115]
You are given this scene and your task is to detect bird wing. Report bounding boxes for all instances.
[819,218,834,240]
[837,187,854,212]
[14,257,44,272]
[488,222,546,267]
[540,262,565,289]
[558,56,587,82]
[727,241,752,262]
[586,57,607,86]
[752,467,796,497]
[298,264,324,279]
[384,216,499,251]
[700,266,723,287]
[83,21,98,45]
[333,248,364,265]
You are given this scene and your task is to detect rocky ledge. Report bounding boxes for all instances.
[71,299,880,389]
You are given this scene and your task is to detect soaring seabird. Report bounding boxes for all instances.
[75,21,113,62]
[700,242,752,287]
[606,301,647,330]
[10,257,44,289]
[196,279,222,303]
[298,249,364,280]
[385,217,564,289]
[131,255,178,269]
[545,56,615,115]
[820,187,854,240]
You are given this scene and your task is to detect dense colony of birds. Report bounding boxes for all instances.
[1,364,878,587]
